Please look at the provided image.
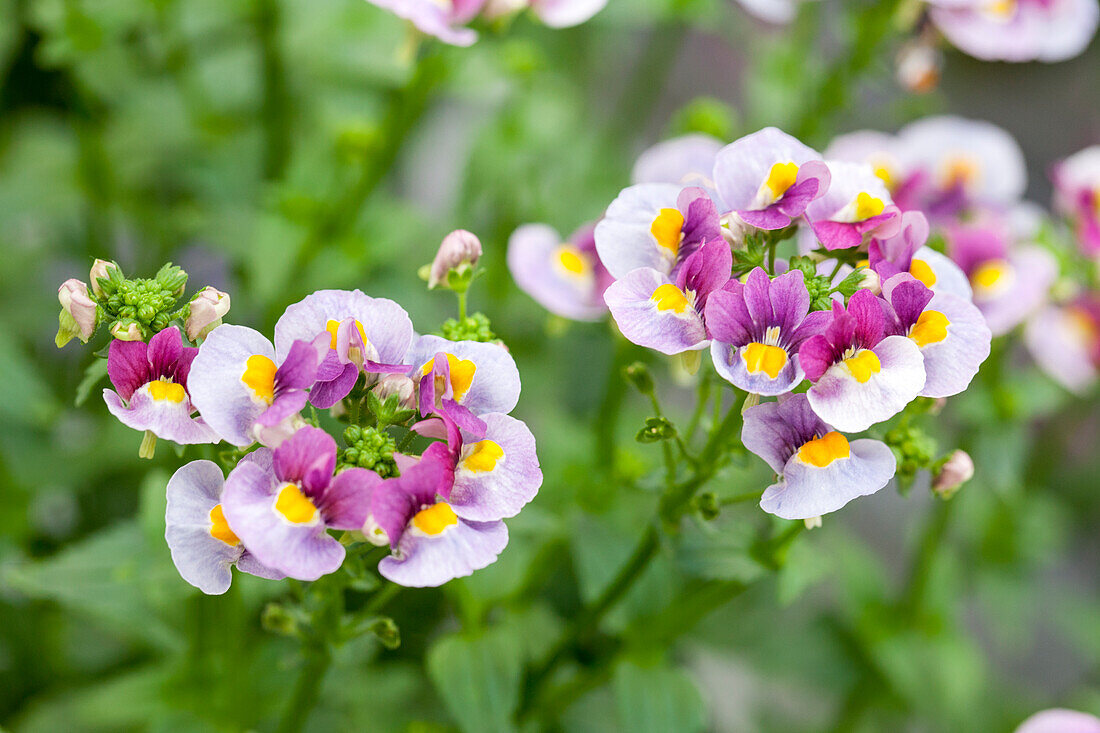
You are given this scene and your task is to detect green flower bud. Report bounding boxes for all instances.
[439,312,498,343]
[339,426,399,477]
[623,362,655,396]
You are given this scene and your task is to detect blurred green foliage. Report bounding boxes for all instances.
[1,0,1098,731]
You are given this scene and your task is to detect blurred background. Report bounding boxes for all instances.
[1,0,1099,730]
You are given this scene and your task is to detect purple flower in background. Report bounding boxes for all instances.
[165,456,283,595]
[881,273,991,398]
[508,222,613,321]
[1051,145,1100,256]
[594,185,722,280]
[799,290,926,432]
[898,116,1027,218]
[221,427,380,581]
[103,326,220,446]
[1014,708,1100,733]
[943,215,1057,335]
[805,161,902,250]
[274,289,414,409]
[928,0,1099,63]
[742,394,896,520]
[527,0,607,26]
[188,325,327,448]
[603,240,732,355]
[406,335,521,418]
[706,268,830,395]
[364,0,486,46]
[367,443,508,587]
[868,210,973,299]
[825,130,924,213]
[631,133,724,204]
[1025,297,1100,394]
[713,127,830,230]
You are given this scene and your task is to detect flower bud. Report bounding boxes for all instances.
[56,279,97,346]
[429,229,482,289]
[374,374,417,410]
[896,41,941,95]
[88,259,116,299]
[110,320,143,341]
[932,450,974,498]
[185,286,231,341]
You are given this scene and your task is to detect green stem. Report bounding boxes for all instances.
[593,337,633,474]
[456,289,468,321]
[275,643,331,733]
[365,582,401,615]
[256,0,290,181]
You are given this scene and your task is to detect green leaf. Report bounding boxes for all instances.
[673,518,766,583]
[426,627,523,733]
[612,662,707,733]
[74,357,109,407]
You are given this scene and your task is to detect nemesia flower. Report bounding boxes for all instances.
[604,240,731,355]
[364,0,485,46]
[1014,708,1100,733]
[805,161,902,250]
[1051,145,1100,256]
[880,273,991,398]
[742,394,896,519]
[799,289,926,432]
[188,325,327,448]
[869,210,973,299]
[713,127,830,230]
[932,449,974,496]
[631,134,724,198]
[898,116,1027,217]
[508,222,612,321]
[527,0,607,26]
[274,289,415,408]
[103,326,220,445]
[221,427,381,581]
[706,268,830,395]
[1025,297,1100,394]
[943,215,1057,335]
[594,185,722,280]
[928,0,1099,63]
[825,130,923,212]
[368,442,508,587]
[166,455,283,594]
[405,335,521,418]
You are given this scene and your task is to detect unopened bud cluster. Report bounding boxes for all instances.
[340,425,398,478]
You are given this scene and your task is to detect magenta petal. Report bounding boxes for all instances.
[323,468,382,530]
[737,205,793,230]
[277,338,323,391]
[309,363,359,409]
[107,339,150,401]
[704,287,754,345]
[147,327,184,379]
[257,390,309,428]
[273,426,337,494]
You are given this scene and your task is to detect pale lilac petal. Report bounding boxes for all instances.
[188,324,275,447]
[915,292,992,398]
[930,0,1098,62]
[1025,306,1099,395]
[449,413,541,522]
[604,268,707,355]
[1014,709,1100,733]
[761,439,896,519]
[631,134,723,195]
[403,335,521,416]
[379,519,508,588]
[741,394,829,473]
[103,387,220,445]
[530,0,606,27]
[806,335,926,432]
[507,223,608,321]
[274,289,414,367]
[714,127,824,214]
[165,460,241,595]
[710,341,803,396]
[973,246,1057,336]
[594,183,684,279]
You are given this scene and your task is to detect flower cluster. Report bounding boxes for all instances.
[57,233,541,593]
[510,124,1000,522]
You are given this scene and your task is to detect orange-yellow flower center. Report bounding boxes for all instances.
[853,192,885,220]
[943,156,979,189]
[650,283,691,313]
[650,208,685,256]
[555,245,589,276]
[909,259,937,288]
[797,431,851,468]
[241,354,277,404]
[274,483,318,524]
[462,440,504,473]
[412,502,458,535]
[421,353,477,402]
[764,161,799,200]
[147,379,186,403]
[741,342,788,378]
[842,349,882,383]
[971,259,1012,295]
[909,309,950,348]
[208,504,240,546]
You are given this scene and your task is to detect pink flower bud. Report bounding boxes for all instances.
[110,321,143,341]
[933,450,974,497]
[88,259,115,298]
[429,229,482,288]
[185,286,231,341]
[57,279,97,342]
[374,374,417,410]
